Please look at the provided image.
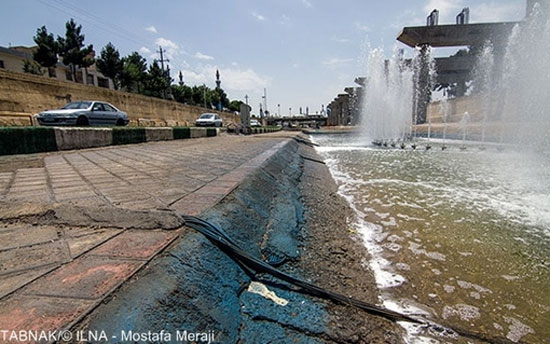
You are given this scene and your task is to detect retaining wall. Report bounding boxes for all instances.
[0,69,238,127]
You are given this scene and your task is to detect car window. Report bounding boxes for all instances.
[92,103,105,111]
[215,115,221,120]
[103,104,116,112]
[62,101,91,109]
[200,114,214,119]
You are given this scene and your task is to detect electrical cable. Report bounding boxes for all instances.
[34,0,151,48]
[182,215,522,344]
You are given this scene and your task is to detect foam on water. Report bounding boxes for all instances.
[313,133,550,343]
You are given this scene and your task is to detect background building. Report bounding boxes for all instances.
[0,45,113,89]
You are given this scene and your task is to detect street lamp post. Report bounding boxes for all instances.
[203,84,206,108]
[262,88,267,117]
[277,104,280,117]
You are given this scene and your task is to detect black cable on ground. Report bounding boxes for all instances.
[299,155,326,164]
[293,137,320,147]
[182,215,523,344]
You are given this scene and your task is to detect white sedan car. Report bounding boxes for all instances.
[195,113,223,127]
[37,100,129,126]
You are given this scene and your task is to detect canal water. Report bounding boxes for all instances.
[313,134,549,343]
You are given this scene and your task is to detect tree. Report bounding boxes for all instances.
[213,87,229,110]
[120,52,147,93]
[32,26,58,77]
[23,60,44,75]
[191,85,211,108]
[57,19,94,83]
[96,43,123,89]
[143,60,172,98]
[171,84,193,104]
[228,100,244,112]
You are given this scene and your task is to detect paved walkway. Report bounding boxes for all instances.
[0,133,296,342]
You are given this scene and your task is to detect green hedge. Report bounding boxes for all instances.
[0,127,57,155]
[173,127,191,140]
[206,128,217,137]
[112,127,147,145]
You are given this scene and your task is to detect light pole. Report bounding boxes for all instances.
[203,84,206,108]
[289,107,291,116]
[262,88,267,117]
[277,104,280,117]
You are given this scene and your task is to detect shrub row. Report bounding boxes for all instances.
[0,127,57,155]
[250,127,281,135]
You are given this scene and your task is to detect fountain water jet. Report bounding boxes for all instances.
[439,97,450,150]
[360,47,414,145]
[477,4,550,148]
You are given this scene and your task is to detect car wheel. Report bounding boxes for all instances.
[116,118,125,126]
[76,115,89,126]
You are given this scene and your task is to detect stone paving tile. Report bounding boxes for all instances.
[0,296,94,332]
[0,225,60,251]
[65,230,121,257]
[58,197,108,208]
[194,184,236,196]
[0,241,69,276]
[170,201,213,216]
[55,191,97,202]
[0,266,55,299]
[170,193,225,216]
[91,230,178,260]
[24,256,143,300]
[0,134,293,316]
[0,172,13,193]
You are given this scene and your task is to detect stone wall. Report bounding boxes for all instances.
[426,95,483,123]
[0,69,238,126]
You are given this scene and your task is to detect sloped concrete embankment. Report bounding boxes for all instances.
[75,139,332,343]
[72,138,402,343]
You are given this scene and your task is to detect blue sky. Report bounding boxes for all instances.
[1,0,525,115]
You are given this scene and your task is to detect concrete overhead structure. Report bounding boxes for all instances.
[394,0,546,124]
[396,22,518,49]
[325,0,544,127]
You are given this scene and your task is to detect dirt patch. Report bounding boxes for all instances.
[0,201,184,230]
[297,143,404,343]
[0,154,45,172]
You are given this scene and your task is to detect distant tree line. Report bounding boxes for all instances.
[27,19,244,111]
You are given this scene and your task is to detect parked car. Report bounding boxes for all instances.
[36,101,129,126]
[250,119,261,127]
[195,113,223,127]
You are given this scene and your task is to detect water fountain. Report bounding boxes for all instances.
[360,48,414,145]
[459,111,470,150]
[315,3,550,343]
[439,97,449,150]
[360,45,438,150]
[473,42,495,145]
[477,3,550,148]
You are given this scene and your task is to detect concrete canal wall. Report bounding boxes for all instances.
[0,69,238,127]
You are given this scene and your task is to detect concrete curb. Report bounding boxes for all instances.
[0,126,281,156]
[0,126,220,155]
[145,127,173,142]
[54,127,113,150]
